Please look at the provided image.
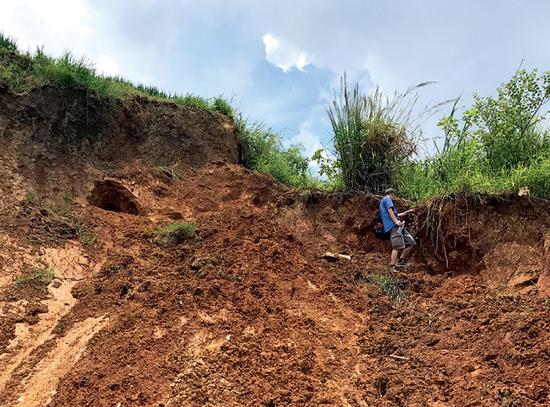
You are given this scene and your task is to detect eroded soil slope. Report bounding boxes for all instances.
[0,87,549,406]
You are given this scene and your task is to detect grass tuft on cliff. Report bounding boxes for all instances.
[0,33,233,116]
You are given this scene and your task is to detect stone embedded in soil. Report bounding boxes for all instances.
[191,255,223,271]
[322,252,351,262]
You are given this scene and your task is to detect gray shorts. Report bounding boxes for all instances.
[390,226,416,250]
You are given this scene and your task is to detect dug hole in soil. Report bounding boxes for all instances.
[0,85,549,406]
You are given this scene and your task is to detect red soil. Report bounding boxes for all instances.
[0,86,549,406]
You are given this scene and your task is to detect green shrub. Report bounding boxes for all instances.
[465,69,550,171]
[236,116,315,188]
[15,266,55,288]
[155,222,197,246]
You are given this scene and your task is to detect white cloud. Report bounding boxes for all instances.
[95,54,120,76]
[262,33,309,72]
[0,0,94,52]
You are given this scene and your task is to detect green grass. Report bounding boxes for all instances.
[236,116,318,188]
[15,265,55,288]
[397,77,550,201]
[0,33,17,53]
[155,222,197,246]
[319,70,550,200]
[398,155,550,201]
[368,273,406,301]
[0,33,233,116]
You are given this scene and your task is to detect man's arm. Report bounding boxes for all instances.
[397,208,415,218]
[388,208,403,227]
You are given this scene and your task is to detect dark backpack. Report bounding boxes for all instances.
[374,221,391,241]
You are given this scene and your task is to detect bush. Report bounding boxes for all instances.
[465,69,550,171]
[236,116,316,188]
[317,75,432,194]
[155,222,197,246]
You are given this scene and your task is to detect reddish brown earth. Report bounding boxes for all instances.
[0,86,549,406]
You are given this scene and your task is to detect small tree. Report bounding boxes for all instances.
[465,69,550,171]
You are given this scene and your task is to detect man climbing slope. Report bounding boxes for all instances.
[379,188,416,272]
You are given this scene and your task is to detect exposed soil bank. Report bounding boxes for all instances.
[0,87,548,406]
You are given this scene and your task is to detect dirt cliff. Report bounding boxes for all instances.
[0,86,549,406]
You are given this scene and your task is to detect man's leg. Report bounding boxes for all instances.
[399,229,417,262]
[400,246,413,260]
[389,227,405,270]
[391,249,401,267]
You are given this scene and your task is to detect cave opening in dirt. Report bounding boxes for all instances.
[88,180,142,215]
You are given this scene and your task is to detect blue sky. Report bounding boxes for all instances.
[2,0,550,164]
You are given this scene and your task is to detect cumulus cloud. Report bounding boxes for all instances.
[291,120,322,157]
[262,33,309,72]
[95,54,120,76]
[0,0,94,52]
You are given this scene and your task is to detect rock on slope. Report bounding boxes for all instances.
[0,86,549,406]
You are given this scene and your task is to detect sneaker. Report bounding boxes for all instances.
[389,265,399,273]
[396,259,408,269]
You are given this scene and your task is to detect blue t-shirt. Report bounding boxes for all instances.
[379,195,399,232]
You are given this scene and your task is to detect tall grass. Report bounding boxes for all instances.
[0,33,233,116]
[323,75,436,194]
[0,33,17,53]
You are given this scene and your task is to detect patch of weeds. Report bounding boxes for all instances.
[73,219,99,246]
[155,222,197,246]
[368,273,407,302]
[15,265,55,288]
[46,191,73,218]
